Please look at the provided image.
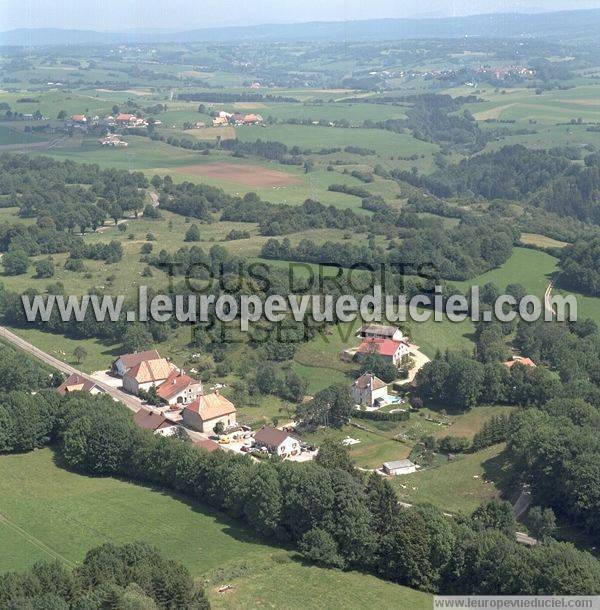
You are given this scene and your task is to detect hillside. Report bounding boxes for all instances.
[2,8,600,46]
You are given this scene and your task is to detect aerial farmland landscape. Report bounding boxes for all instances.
[0,1,600,608]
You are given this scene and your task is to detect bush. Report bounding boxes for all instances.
[3,249,29,275]
[34,258,54,278]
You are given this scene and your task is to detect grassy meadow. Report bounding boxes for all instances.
[0,449,431,609]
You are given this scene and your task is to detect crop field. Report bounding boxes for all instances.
[520,233,569,249]
[172,162,304,187]
[464,85,600,125]
[0,124,49,145]
[0,449,431,609]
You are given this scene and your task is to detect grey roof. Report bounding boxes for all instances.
[383,459,415,469]
[360,324,400,336]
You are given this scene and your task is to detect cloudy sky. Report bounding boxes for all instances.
[1,0,600,30]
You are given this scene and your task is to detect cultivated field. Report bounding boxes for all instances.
[172,162,303,187]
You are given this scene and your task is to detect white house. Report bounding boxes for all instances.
[352,373,388,408]
[182,392,237,433]
[56,373,105,396]
[356,338,410,367]
[253,426,300,458]
[382,459,417,475]
[156,370,203,406]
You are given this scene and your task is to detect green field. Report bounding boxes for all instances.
[454,247,558,298]
[391,443,507,514]
[0,449,431,609]
[236,123,437,159]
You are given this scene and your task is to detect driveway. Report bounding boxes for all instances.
[397,343,430,385]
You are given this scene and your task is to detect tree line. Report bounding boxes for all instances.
[1,389,598,596]
[0,541,209,609]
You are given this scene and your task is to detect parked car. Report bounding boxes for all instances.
[218,437,230,445]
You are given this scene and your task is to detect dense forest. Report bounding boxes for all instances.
[402,145,600,225]
[558,238,600,296]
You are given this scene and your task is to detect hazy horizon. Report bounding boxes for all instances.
[2,0,600,32]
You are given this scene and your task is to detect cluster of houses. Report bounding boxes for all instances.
[113,350,239,434]
[56,348,308,461]
[69,112,151,130]
[212,110,264,127]
[98,133,128,147]
[473,64,535,80]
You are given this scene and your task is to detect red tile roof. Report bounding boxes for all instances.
[126,358,173,384]
[505,357,536,369]
[356,338,403,357]
[193,438,220,453]
[156,370,198,401]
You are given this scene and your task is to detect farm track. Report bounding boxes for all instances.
[0,512,75,567]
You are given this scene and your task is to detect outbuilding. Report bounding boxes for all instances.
[382,459,417,476]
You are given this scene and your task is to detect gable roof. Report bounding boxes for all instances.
[156,370,198,401]
[116,349,161,370]
[357,338,404,357]
[504,357,536,369]
[383,459,415,470]
[56,373,101,396]
[354,372,387,391]
[359,324,401,338]
[133,408,177,431]
[254,426,292,447]
[70,114,87,122]
[184,392,236,421]
[116,112,136,121]
[126,358,173,384]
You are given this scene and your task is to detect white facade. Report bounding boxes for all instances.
[352,383,388,408]
[382,460,417,475]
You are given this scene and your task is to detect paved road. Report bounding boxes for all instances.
[0,326,141,413]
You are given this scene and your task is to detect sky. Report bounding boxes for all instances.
[1,0,600,31]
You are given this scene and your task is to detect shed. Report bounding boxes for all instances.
[382,459,417,476]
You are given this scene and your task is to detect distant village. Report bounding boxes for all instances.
[61,107,264,148]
